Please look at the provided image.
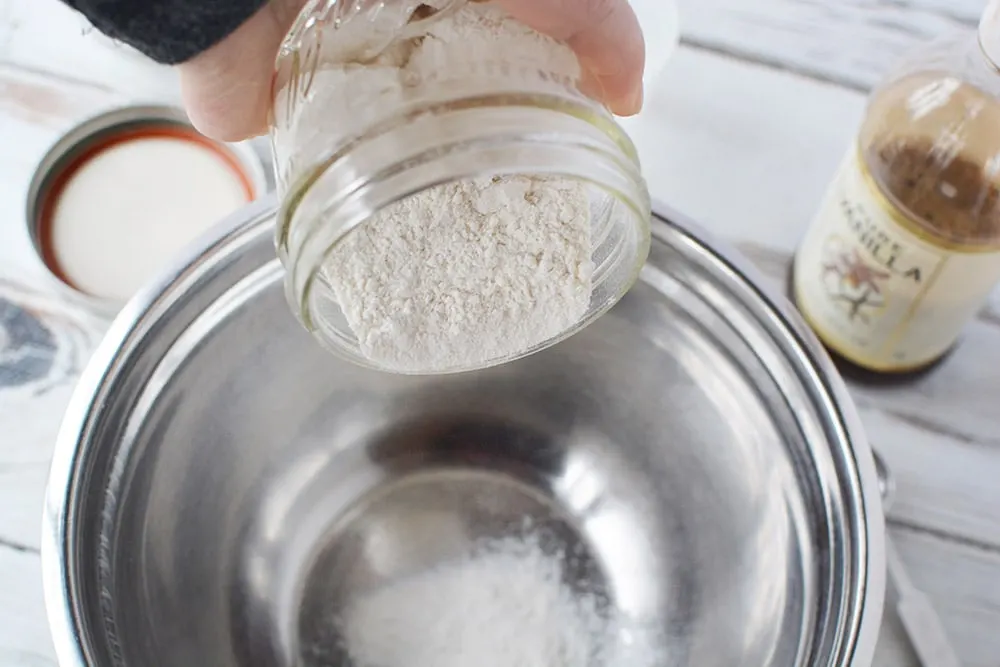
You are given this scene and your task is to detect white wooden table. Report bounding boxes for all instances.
[2,1,999,665]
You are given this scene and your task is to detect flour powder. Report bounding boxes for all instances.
[305,3,594,371]
[325,176,593,371]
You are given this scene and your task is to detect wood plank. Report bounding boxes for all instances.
[632,46,1000,333]
[733,236,1000,452]
[676,0,986,91]
[0,18,994,664]
[636,35,1000,341]
[736,240,1000,552]
[0,549,57,666]
[621,47,866,255]
[0,277,105,552]
[622,50,1000,552]
[0,0,988,97]
[873,604,922,667]
[891,526,1000,667]
[0,64,120,551]
[4,527,993,667]
[4,0,979,97]
[0,0,181,103]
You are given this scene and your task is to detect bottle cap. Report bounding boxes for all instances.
[979,0,1000,69]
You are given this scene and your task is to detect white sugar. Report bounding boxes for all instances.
[339,536,609,667]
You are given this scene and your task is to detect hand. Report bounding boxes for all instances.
[179,0,645,142]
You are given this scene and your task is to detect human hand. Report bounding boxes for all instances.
[179,0,645,142]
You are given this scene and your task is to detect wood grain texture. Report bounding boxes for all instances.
[0,279,103,553]
[0,0,181,103]
[0,3,998,664]
[676,0,987,90]
[891,526,1000,667]
[0,65,116,553]
[0,0,989,96]
[632,43,1000,322]
[627,49,1000,553]
[0,549,56,666]
[736,240,1000,549]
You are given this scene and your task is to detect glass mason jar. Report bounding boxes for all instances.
[270,0,651,374]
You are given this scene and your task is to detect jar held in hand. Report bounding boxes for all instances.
[270,0,651,374]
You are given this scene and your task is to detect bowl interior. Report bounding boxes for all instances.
[56,211,866,667]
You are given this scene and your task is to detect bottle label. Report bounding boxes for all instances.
[793,148,1000,371]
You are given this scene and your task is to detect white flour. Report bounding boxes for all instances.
[338,536,609,667]
[326,176,593,371]
[305,4,594,371]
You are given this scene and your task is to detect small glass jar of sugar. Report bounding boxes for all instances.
[270,0,651,374]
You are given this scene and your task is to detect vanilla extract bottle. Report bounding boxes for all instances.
[792,0,1000,378]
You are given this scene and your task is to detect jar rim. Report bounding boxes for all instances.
[280,103,650,374]
[278,95,649,325]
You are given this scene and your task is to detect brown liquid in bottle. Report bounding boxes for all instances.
[791,72,1000,383]
[861,73,1000,247]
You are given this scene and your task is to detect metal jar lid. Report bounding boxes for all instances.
[25,104,270,317]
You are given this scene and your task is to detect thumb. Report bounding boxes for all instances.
[181,0,645,142]
[178,0,306,142]
[497,0,646,115]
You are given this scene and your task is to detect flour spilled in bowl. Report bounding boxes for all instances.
[333,534,635,667]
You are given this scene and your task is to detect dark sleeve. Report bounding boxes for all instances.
[60,0,270,65]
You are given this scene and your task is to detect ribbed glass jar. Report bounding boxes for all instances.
[270,0,651,374]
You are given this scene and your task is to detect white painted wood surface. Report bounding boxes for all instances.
[2,0,1000,666]
[677,0,986,90]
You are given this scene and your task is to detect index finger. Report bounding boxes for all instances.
[497,0,646,115]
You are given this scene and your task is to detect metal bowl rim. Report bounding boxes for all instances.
[40,194,885,667]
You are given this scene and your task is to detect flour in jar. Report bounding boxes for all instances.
[304,4,594,371]
[325,176,593,371]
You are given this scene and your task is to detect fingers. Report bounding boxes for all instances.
[183,0,646,142]
[178,0,305,142]
[498,0,646,115]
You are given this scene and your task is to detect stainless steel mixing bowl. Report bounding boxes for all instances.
[42,196,885,667]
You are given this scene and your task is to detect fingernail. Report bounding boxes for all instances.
[611,84,644,117]
[628,84,644,114]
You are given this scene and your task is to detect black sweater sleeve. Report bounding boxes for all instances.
[60,0,270,65]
